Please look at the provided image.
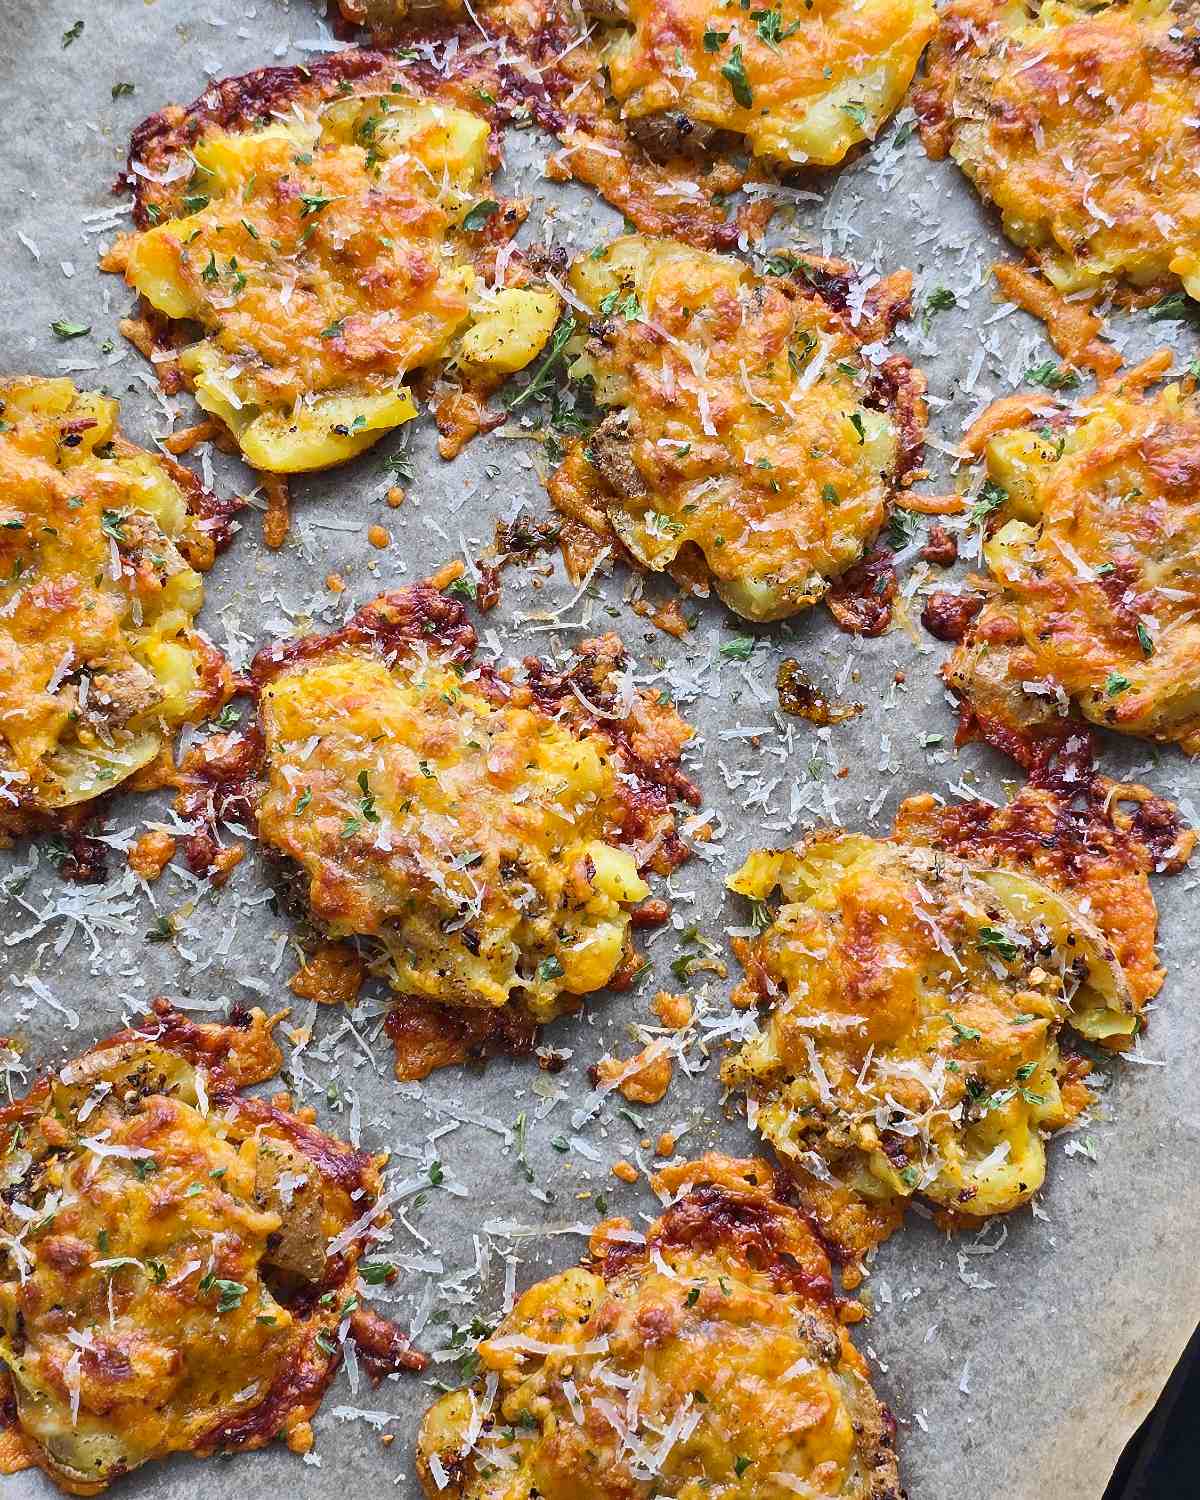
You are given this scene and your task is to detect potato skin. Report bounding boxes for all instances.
[416,1154,902,1500]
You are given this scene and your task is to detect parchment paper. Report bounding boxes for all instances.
[2,3,1200,1497]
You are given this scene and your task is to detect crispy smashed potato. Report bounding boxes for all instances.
[946,361,1200,754]
[598,0,935,167]
[0,377,231,835]
[178,583,698,1074]
[104,54,558,473]
[721,786,1179,1274]
[548,235,925,622]
[917,0,1200,299]
[0,1002,414,1494]
[417,1154,901,1500]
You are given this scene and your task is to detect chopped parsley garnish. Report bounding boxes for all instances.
[319,318,345,340]
[598,288,642,320]
[62,20,84,46]
[445,575,477,601]
[112,81,135,98]
[970,477,1008,525]
[1136,620,1154,657]
[50,320,90,339]
[99,510,126,541]
[752,8,801,47]
[887,508,920,549]
[293,788,312,815]
[1024,359,1080,391]
[360,1261,395,1284]
[538,955,565,981]
[462,199,499,231]
[945,1013,982,1042]
[721,44,753,108]
[704,25,730,49]
[428,1160,445,1186]
[840,102,869,128]
[1148,292,1197,322]
[719,635,755,661]
[978,926,1019,960]
[1106,672,1131,696]
[821,482,840,506]
[504,315,576,412]
[734,1456,753,1478]
[848,411,866,444]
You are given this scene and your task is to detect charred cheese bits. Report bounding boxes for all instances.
[916,0,1200,299]
[417,1153,901,1500]
[0,1002,414,1494]
[597,0,935,167]
[0,378,230,833]
[721,792,1159,1276]
[946,359,1200,754]
[104,55,559,474]
[194,584,697,1068]
[548,236,925,623]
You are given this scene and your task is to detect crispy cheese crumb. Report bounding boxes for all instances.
[289,942,366,1007]
[324,573,346,593]
[656,1132,676,1157]
[368,524,391,549]
[611,1159,639,1183]
[386,486,406,508]
[651,990,692,1030]
[595,1044,673,1104]
[286,1422,314,1455]
[127,830,176,882]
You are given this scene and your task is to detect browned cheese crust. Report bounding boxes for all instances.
[173,582,700,1078]
[0,1001,423,1494]
[416,1154,902,1500]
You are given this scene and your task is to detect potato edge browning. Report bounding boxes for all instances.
[0,376,234,850]
[943,362,1200,755]
[719,788,1179,1276]
[415,1152,902,1500]
[547,234,926,624]
[102,52,560,474]
[915,0,1200,301]
[173,581,700,1076]
[0,1000,420,1495]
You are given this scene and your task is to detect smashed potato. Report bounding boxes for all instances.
[721,786,1177,1273]
[548,235,925,622]
[176,584,698,1076]
[104,55,558,473]
[0,1003,415,1494]
[917,0,1200,299]
[417,1154,901,1500]
[0,377,230,835]
[947,359,1200,754]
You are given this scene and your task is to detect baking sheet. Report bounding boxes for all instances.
[3,2,1200,1497]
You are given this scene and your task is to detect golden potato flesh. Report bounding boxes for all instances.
[916,0,1200,297]
[0,377,230,828]
[417,1154,901,1500]
[247,585,697,1048]
[106,61,558,472]
[548,236,924,622]
[721,811,1142,1273]
[946,365,1200,754]
[0,1004,385,1494]
[605,0,935,166]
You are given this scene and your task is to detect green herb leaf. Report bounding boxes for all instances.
[50,320,90,339]
[360,1261,396,1284]
[978,926,1019,961]
[945,1012,982,1042]
[62,20,84,46]
[462,199,500,231]
[702,26,729,50]
[1024,359,1080,391]
[299,193,335,218]
[721,44,753,108]
[1136,620,1154,657]
[719,635,755,661]
[1106,671,1131,695]
[112,81,135,98]
[538,955,565,981]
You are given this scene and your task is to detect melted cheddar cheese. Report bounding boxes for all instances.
[916,0,1200,298]
[947,365,1200,752]
[601,0,935,167]
[0,1006,382,1494]
[105,68,558,473]
[417,1154,901,1500]
[0,378,229,825]
[721,819,1139,1274]
[250,588,695,1036]
[548,236,922,622]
